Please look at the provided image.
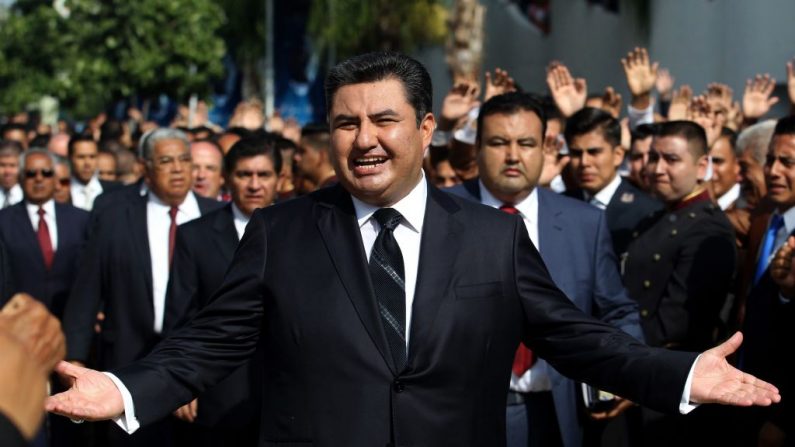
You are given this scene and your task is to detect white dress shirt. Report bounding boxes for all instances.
[627,101,655,130]
[583,174,622,211]
[147,191,201,334]
[231,203,249,240]
[717,183,741,211]
[26,199,58,251]
[351,174,426,347]
[71,175,103,211]
[1,184,23,208]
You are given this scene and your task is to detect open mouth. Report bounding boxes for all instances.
[354,156,388,167]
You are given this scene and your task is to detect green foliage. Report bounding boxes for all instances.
[0,0,227,118]
[307,0,448,60]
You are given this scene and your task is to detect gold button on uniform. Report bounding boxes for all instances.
[670,229,678,236]
[653,254,661,262]
[640,309,649,317]
[643,280,651,288]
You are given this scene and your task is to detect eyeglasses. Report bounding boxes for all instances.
[58,178,71,186]
[24,169,55,179]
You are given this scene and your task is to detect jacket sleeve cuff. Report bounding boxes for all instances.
[678,354,701,414]
[103,372,141,434]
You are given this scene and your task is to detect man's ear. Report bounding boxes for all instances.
[612,145,626,168]
[697,154,709,181]
[420,113,436,148]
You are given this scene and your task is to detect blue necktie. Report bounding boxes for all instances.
[753,214,784,285]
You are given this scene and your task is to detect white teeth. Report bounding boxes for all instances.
[355,157,387,166]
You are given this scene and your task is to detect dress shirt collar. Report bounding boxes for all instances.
[717,183,741,211]
[776,205,795,237]
[71,174,101,192]
[231,203,250,240]
[25,199,55,217]
[478,180,538,221]
[351,172,427,234]
[147,190,200,217]
[585,174,622,208]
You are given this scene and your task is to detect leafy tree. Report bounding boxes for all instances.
[307,0,448,60]
[0,0,227,118]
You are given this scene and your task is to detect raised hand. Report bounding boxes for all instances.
[655,68,675,101]
[621,47,659,109]
[689,332,780,406]
[539,134,569,187]
[688,95,725,148]
[440,82,481,131]
[742,74,779,120]
[668,85,693,121]
[770,236,795,299]
[706,83,734,113]
[546,62,587,118]
[600,86,623,119]
[484,68,516,102]
[787,59,795,113]
[45,361,125,421]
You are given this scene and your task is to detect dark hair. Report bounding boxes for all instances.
[300,122,330,151]
[0,139,23,157]
[1,123,26,135]
[631,123,657,147]
[189,125,216,139]
[773,115,795,137]
[67,134,97,157]
[717,127,739,157]
[273,136,297,153]
[655,121,708,158]
[99,139,127,153]
[324,51,432,127]
[29,133,51,149]
[100,119,125,143]
[224,136,282,176]
[476,92,547,143]
[563,107,621,148]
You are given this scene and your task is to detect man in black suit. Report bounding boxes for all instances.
[67,135,121,211]
[165,137,283,446]
[0,149,89,317]
[48,52,779,447]
[563,108,661,256]
[61,128,223,446]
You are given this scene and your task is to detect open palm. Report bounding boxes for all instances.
[45,361,124,421]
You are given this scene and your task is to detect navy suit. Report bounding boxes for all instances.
[566,177,662,256]
[447,180,644,447]
[0,202,89,317]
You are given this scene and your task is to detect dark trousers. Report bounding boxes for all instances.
[506,391,563,447]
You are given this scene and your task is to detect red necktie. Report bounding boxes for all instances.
[168,206,178,267]
[499,203,535,376]
[37,207,54,270]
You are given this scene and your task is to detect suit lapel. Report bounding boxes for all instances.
[314,185,395,373]
[408,185,463,368]
[129,195,154,301]
[212,205,238,264]
[536,188,564,258]
[10,204,47,269]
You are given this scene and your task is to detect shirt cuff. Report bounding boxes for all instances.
[679,354,701,414]
[627,102,655,130]
[103,372,140,434]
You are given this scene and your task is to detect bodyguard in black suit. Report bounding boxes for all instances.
[0,149,89,317]
[165,137,283,446]
[67,135,122,211]
[48,53,780,447]
[62,129,222,446]
[563,108,662,256]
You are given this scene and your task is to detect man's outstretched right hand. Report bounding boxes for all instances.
[45,361,124,421]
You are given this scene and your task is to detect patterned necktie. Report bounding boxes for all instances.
[753,214,785,285]
[37,207,54,270]
[168,206,179,267]
[499,203,536,376]
[369,208,407,371]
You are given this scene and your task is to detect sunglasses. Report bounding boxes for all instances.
[24,169,55,178]
[58,178,71,186]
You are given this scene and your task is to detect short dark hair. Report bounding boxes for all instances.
[655,121,708,158]
[476,92,547,143]
[717,127,740,157]
[224,136,282,176]
[563,107,621,148]
[100,119,125,143]
[273,136,297,154]
[0,139,23,157]
[773,115,795,138]
[631,123,657,147]
[324,51,432,127]
[301,122,330,151]
[1,123,26,136]
[67,134,97,157]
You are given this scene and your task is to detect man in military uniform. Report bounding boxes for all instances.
[622,120,736,446]
[563,107,662,256]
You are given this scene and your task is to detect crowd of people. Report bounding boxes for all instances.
[0,47,792,447]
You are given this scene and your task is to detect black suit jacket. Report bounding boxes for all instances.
[164,204,260,428]
[115,183,696,447]
[0,412,27,447]
[567,177,662,256]
[63,193,223,369]
[624,198,736,350]
[0,239,12,303]
[0,202,89,317]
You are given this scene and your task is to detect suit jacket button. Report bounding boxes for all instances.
[653,253,661,262]
[632,231,639,238]
[643,280,651,289]
[393,380,405,393]
[640,309,649,317]
[689,212,696,218]
[670,229,678,237]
